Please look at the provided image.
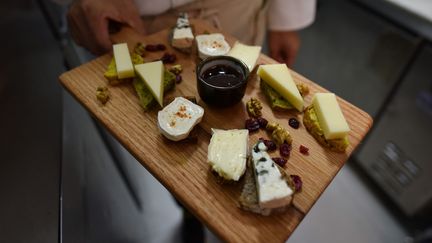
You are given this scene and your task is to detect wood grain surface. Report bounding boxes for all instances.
[59,19,373,243]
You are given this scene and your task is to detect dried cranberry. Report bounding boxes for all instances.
[257,117,268,129]
[257,138,276,151]
[280,143,292,158]
[145,44,158,52]
[299,145,309,155]
[161,54,169,63]
[288,118,300,129]
[290,175,302,192]
[175,75,182,84]
[156,44,166,51]
[272,157,287,167]
[263,140,277,151]
[245,118,260,132]
[161,53,177,64]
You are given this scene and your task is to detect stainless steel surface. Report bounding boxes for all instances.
[349,0,432,219]
[295,0,417,118]
[357,45,432,217]
[385,0,432,23]
[354,0,432,42]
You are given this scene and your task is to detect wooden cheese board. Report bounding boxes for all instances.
[59,19,373,243]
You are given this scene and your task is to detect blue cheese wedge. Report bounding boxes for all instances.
[252,141,293,209]
[171,13,194,51]
[195,33,230,59]
[157,97,204,141]
[207,129,249,181]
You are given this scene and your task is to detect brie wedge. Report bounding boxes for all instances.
[207,129,249,181]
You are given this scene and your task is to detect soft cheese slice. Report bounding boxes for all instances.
[228,42,261,71]
[208,129,249,181]
[257,64,303,111]
[312,93,350,140]
[252,141,293,209]
[135,61,164,107]
[196,33,230,59]
[113,43,135,79]
[158,97,204,141]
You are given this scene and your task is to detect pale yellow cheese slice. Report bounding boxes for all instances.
[113,43,135,79]
[312,93,350,140]
[135,61,164,107]
[257,64,304,111]
[228,42,261,72]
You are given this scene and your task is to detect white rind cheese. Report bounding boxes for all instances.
[207,129,249,181]
[312,93,350,140]
[157,97,204,141]
[113,43,135,79]
[257,64,304,111]
[171,13,194,50]
[196,33,230,59]
[228,42,261,71]
[134,61,164,107]
[252,141,293,209]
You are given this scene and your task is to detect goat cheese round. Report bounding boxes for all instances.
[196,33,231,59]
[157,97,204,141]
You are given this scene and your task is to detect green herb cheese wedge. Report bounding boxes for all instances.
[260,80,295,110]
[260,80,310,111]
[104,44,145,85]
[257,64,303,111]
[303,105,349,152]
[133,70,175,111]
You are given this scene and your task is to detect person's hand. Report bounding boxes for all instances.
[67,0,145,55]
[268,31,300,67]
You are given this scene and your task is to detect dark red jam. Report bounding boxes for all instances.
[200,64,244,88]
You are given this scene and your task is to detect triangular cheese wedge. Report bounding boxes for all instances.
[257,64,304,111]
[228,42,261,72]
[135,61,164,107]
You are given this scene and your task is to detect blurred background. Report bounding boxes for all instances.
[0,0,431,242]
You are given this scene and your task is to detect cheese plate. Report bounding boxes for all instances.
[59,19,372,243]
